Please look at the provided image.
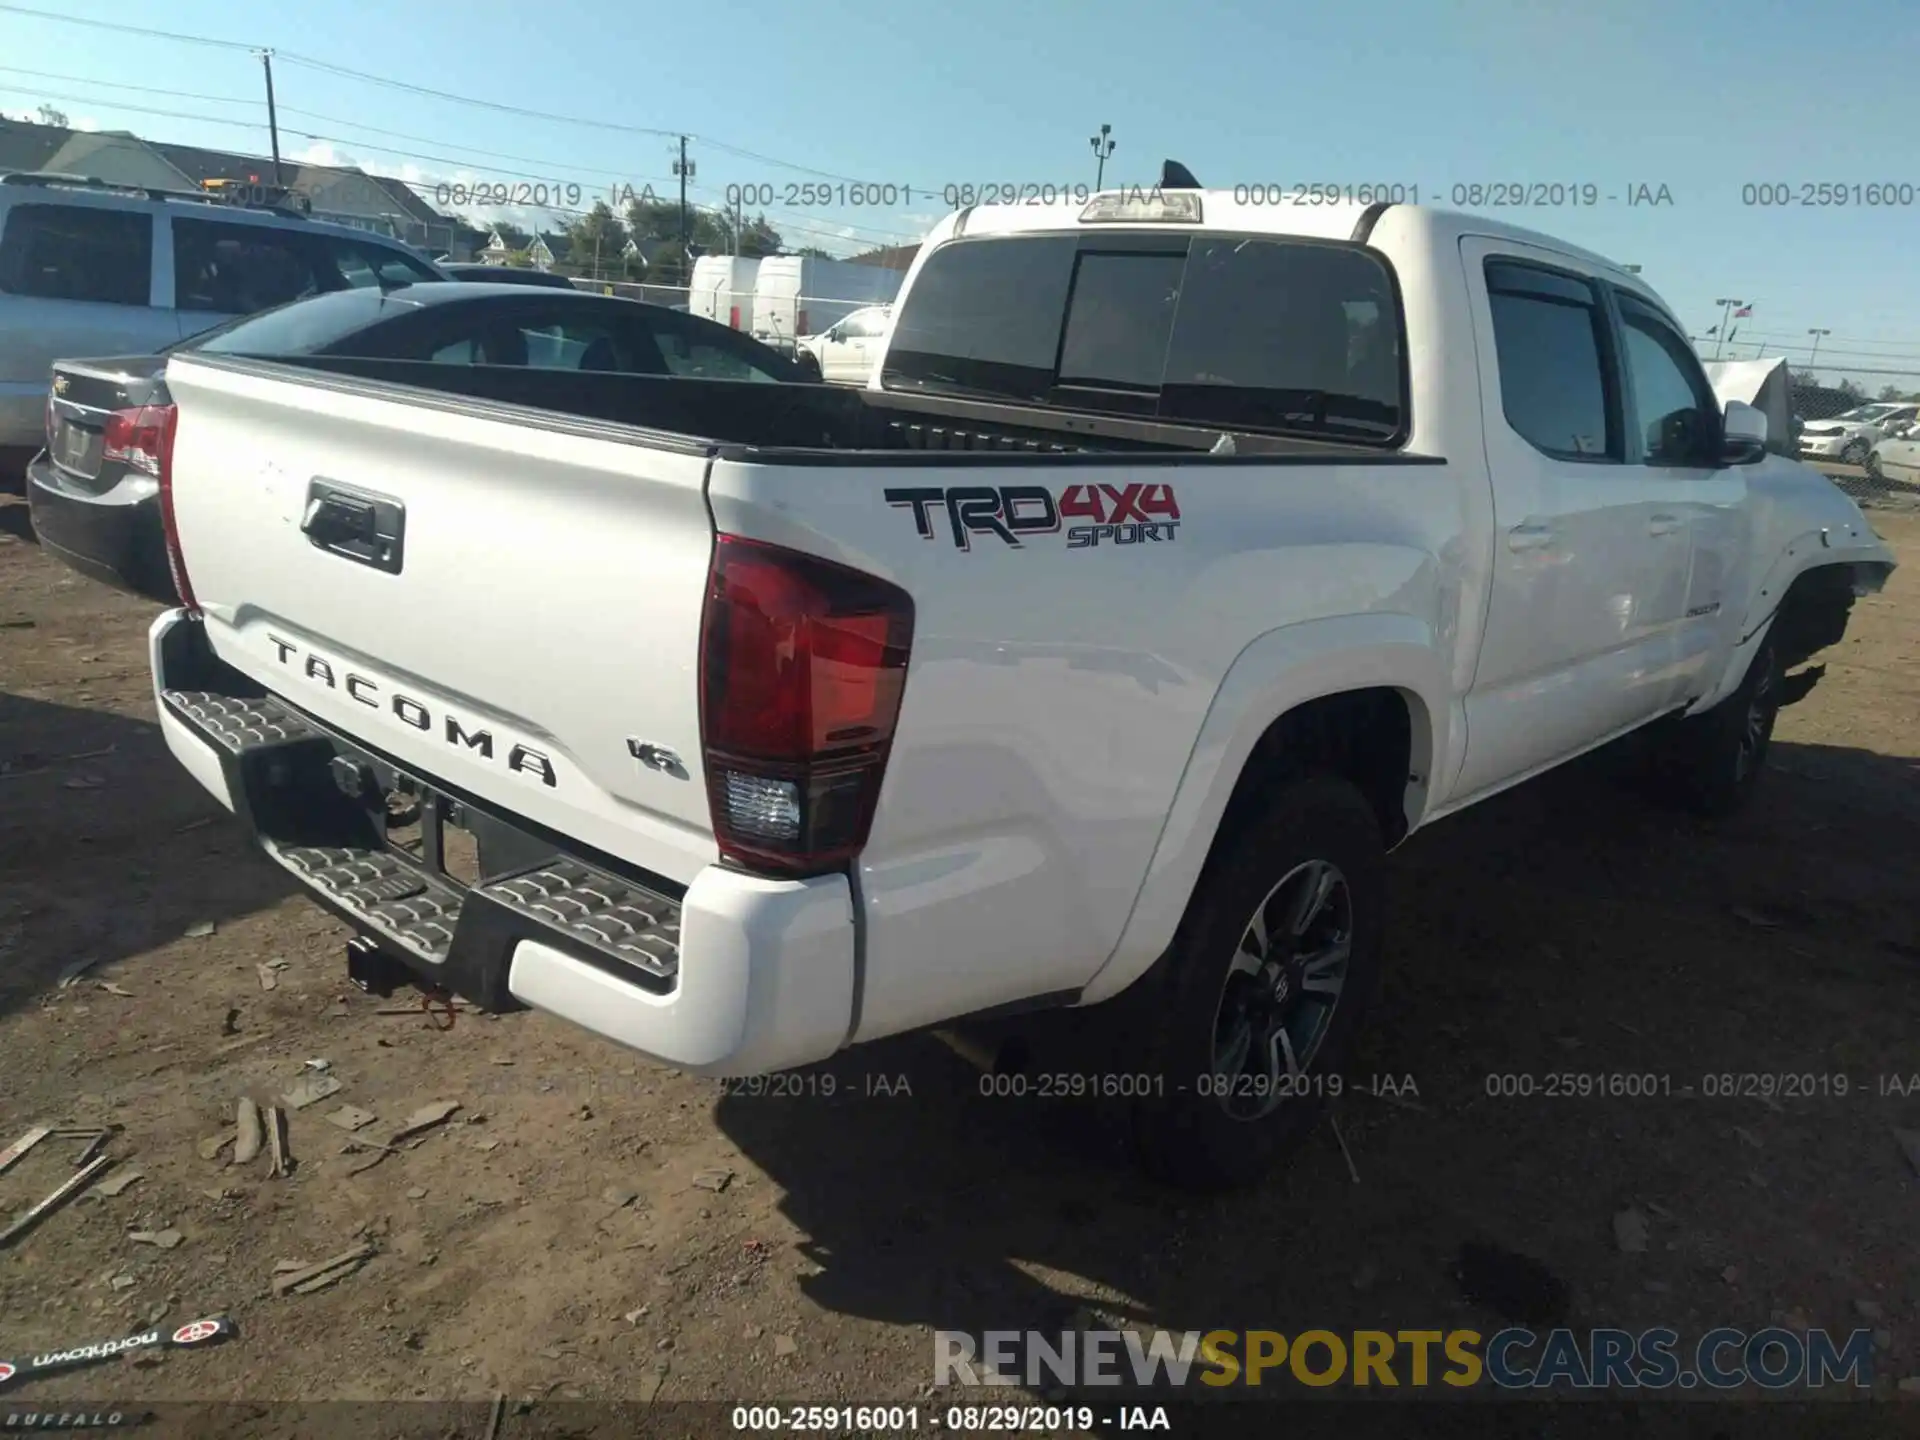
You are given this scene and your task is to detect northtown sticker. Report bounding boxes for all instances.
[885,483,1181,551]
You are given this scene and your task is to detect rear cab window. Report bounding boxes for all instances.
[880,230,1406,444]
[0,202,154,306]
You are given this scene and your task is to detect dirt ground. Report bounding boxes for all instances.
[1,494,1916,1434]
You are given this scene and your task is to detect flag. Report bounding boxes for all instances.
[1727,326,1740,344]
[1705,324,1719,336]
[1733,305,1752,317]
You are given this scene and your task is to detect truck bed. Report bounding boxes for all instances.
[278,355,1392,463]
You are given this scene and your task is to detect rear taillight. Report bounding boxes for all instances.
[797,309,809,338]
[141,404,195,612]
[698,536,913,877]
[729,305,740,329]
[102,404,169,477]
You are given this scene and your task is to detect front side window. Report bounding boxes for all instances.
[1484,261,1617,461]
[650,319,785,382]
[0,203,152,306]
[1616,293,1719,465]
[330,239,442,290]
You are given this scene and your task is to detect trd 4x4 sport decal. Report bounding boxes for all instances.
[884,483,1181,551]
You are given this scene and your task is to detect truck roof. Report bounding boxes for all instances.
[935,191,1642,287]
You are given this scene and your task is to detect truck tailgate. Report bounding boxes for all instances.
[162,355,720,886]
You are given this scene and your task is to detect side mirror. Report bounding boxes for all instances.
[1721,400,1768,464]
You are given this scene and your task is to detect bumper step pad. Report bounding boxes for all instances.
[483,862,680,984]
[163,690,319,752]
[268,843,464,962]
[162,686,682,991]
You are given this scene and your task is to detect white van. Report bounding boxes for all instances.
[749,256,902,357]
[687,256,760,332]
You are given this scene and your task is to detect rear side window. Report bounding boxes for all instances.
[0,203,152,306]
[1483,261,1618,461]
[186,287,416,354]
[882,233,1406,443]
[174,218,326,314]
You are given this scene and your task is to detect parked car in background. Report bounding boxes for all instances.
[1866,419,1920,484]
[0,171,447,478]
[1797,401,1920,465]
[26,283,817,603]
[797,304,892,384]
[440,263,579,288]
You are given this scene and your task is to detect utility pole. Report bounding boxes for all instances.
[673,136,694,282]
[1807,327,1830,368]
[1712,297,1745,359]
[257,50,283,186]
[1089,124,1115,190]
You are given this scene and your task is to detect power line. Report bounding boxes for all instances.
[0,82,920,248]
[0,1,253,50]
[1,2,912,192]
[1,70,926,243]
[0,63,262,107]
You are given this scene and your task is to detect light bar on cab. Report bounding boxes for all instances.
[1079,189,1203,224]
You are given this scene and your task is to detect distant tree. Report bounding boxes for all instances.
[36,104,68,127]
[563,201,629,280]
[503,248,533,269]
[738,214,784,257]
[1877,384,1912,402]
[1836,378,1868,402]
[789,245,837,260]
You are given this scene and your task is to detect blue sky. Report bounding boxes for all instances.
[4,0,1919,385]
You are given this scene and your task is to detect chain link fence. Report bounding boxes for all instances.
[1790,381,1920,507]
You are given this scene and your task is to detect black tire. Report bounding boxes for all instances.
[1130,776,1387,1191]
[1666,633,1783,818]
[1865,449,1884,481]
[1842,438,1869,466]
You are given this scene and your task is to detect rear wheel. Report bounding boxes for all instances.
[1842,437,1870,466]
[1131,776,1387,1191]
[1865,449,1885,481]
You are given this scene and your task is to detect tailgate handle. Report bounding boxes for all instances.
[302,480,405,575]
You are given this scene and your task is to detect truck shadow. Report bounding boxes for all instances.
[713,738,1918,1417]
[0,691,296,1021]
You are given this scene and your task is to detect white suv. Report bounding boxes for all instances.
[0,171,447,472]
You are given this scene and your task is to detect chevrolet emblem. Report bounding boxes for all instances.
[52,375,68,395]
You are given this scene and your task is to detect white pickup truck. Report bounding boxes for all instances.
[144,183,1893,1189]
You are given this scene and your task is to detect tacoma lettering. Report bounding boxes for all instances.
[264,634,555,787]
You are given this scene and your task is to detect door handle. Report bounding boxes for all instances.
[1506,521,1555,552]
[1647,513,1682,537]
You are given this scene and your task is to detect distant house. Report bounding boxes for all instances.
[528,232,572,272]
[0,121,482,260]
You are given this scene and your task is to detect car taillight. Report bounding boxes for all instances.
[141,404,196,612]
[102,404,169,477]
[698,536,913,878]
[729,305,740,329]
